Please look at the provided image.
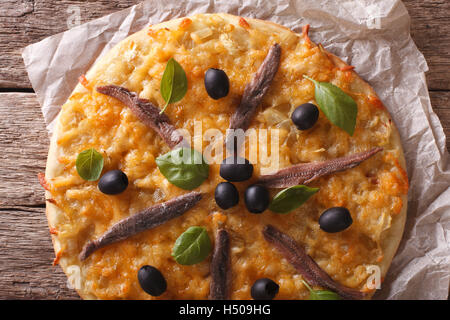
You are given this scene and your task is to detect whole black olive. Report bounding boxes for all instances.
[204,68,230,100]
[98,170,128,195]
[319,207,353,233]
[215,182,239,209]
[244,184,270,214]
[291,103,319,130]
[138,265,167,296]
[220,156,253,182]
[251,278,279,300]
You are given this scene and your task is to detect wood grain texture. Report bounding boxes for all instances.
[0,93,78,299]
[403,0,450,91]
[0,0,448,300]
[0,206,79,299]
[0,0,141,88]
[0,93,48,208]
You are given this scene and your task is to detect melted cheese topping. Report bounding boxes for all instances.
[47,14,408,299]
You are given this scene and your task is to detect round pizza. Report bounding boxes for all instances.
[41,13,409,300]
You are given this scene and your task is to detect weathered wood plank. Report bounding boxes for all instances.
[0,0,448,90]
[403,0,450,91]
[1,0,34,17]
[0,93,48,208]
[0,0,140,88]
[0,206,79,299]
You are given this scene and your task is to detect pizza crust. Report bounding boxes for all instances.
[325,52,407,281]
[45,13,408,299]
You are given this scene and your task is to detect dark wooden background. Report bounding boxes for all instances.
[0,0,448,299]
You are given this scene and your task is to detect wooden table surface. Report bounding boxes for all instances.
[0,1,448,300]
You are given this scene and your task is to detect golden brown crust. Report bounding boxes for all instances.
[325,52,407,282]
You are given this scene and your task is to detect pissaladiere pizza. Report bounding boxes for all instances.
[40,13,408,300]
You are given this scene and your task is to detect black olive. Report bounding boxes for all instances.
[215,182,239,209]
[251,278,279,300]
[220,156,253,182]
[244,185,270,214]
[319,207,353,233]
[98,170,129,195]
[291,103,319,130]
[138,265,167,296]
[204,68,230,100]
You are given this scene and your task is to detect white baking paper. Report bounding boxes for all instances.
[22,0,449,299]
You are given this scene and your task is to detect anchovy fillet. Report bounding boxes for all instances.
[226,43,281,150]
[209,229,231,300]
[79,192,203,261]
[257,147,383,188]
[96,85,183,148]
[263,225,366,300]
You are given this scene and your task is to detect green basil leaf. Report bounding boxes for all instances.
[75,148,104,181]
[301,280,340,300]
[304,75,357,135]
[156,147,209,190]
[310,290,341,300]
[269,185,319,214]
[172,226,212,265]
[160,58,188,113]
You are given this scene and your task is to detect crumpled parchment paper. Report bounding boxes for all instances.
[22,0,449,299]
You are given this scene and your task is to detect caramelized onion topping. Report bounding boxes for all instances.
[96,85,183,148]
[257,147,383,188]
[209,229,231,300]
[79,192,203,261]
[263,225,366,300]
